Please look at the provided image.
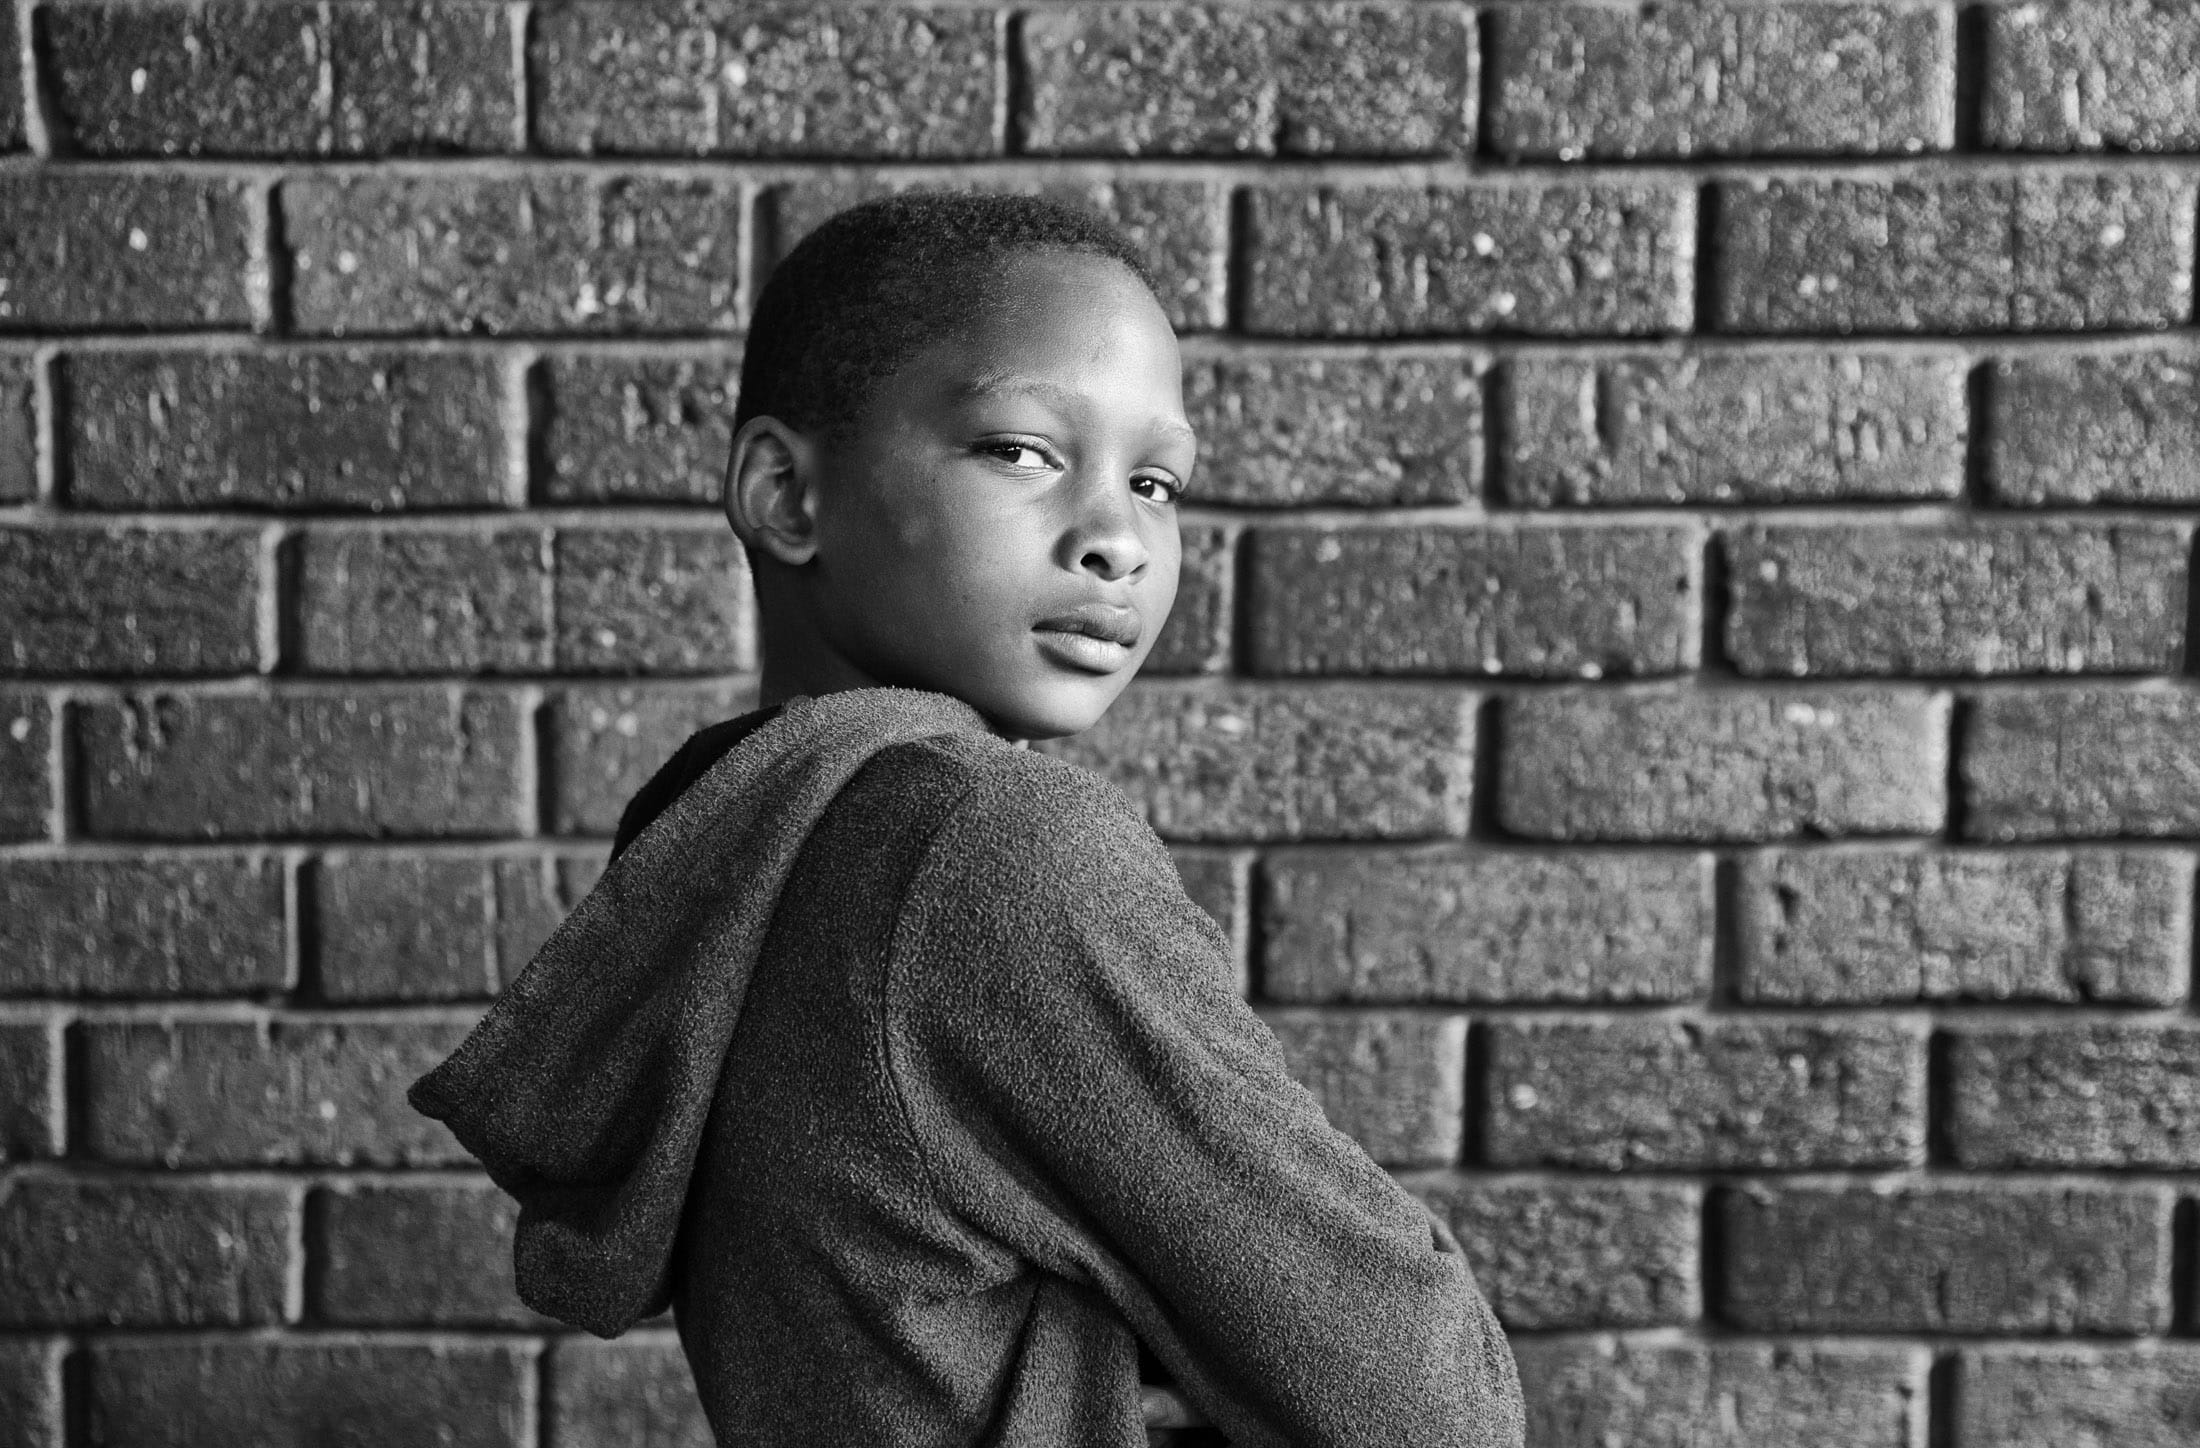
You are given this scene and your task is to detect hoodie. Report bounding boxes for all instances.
[410,687,1524,1447]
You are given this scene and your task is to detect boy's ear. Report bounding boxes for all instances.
[724,416,821,567]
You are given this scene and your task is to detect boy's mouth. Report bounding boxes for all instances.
[1032,603,1141,673]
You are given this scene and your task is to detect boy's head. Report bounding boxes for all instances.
[725,193,1193,742]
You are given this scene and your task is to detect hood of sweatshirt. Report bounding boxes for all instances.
[408,687,990,1337]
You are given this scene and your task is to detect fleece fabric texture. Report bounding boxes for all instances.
[411,688,1524,1448]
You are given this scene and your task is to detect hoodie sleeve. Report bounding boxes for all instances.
[885,757,1524,1448]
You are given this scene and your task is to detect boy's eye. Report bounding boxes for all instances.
[1131,472,1185,505]
[979,440,1058,470]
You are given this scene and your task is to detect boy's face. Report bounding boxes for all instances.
[798,251,1193,740]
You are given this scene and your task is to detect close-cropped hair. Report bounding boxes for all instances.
[734,191,1159,440]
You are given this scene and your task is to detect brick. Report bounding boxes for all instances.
[1726,521,2188,676]
[1406,1176,1698,1329]
[1505,353,1966,506]
[1725,1182,2172,1334]
[1182,352,1479,507]
[1047,683,1475,842]
[539,352,739,504]
[768,175,1229,332]
[0,354,34,502]
[0,176,257,330]
[82,1015,475,1167]
[549,1336,712,1448]
[534,1,996,158]
[312,852,589,1001]
[1958,1346,2200,1448]
[1987,351,2200,505]
[1717,173,2198,333]
[77,689,529,841]
[0,1340,62,1448]
[0,1017,62,1158]
[287,176,741,336]
[63,349,511,511]
[1247,182,1692,337]
[317,1178,539,1325]
[1262,849,1710,1004]
[1490,4,1952,160]
[1250,523,1699,678]
[1486,1016,1927,1169]
[1517,1337,1926,1448]
[1948,1023,2200,1168]
[0,693,51,840]
[553,525,750,674]
[1986,1,2200,151]
[1964,688,2200,840]
[297,526,551,675]
[1142,523,1231,676]
[1023,4,1472,158]
[44,1,324,156]
[1501,688,1947,842]
[1738,847,2191,1005]
[0,23,21,153]
[0,526,263,676]
[1263,1010,1466,1167]
[86,1339,533,1448]
[0,856,289,998]
[546,681,755,835]
[328,1,518,155]
[0,1177,298,1327]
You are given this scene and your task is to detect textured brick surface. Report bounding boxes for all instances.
[1737,847,2191,1004]
[312,853,585,1002]
[1987,351,2200,505]
[1958,1346,2200,1448]
[1948,1024,2200,1168]
[1485,1016,1928,1169]
[327,1,518,155]
[1250,523,1699,678]
[1262,849,1711,1003]
[1262,1010,1466,1167]
[1964,688,2200,840]
[1516,1338,1926,1448]
[1986,1,2200,151]
[1716,173,2198,333]
[1247,182,1692,337]
[0,22,22,153]
[0,1177,299,1326]
[1722,1183,2173,1333]
[1049,683,1475,841]
[539,352,739,504]
[1500,688,1948,841]
[0,694,51,841]
[0,1340,60,1448]
[0,856,289,997]
[1408,1175,1698,1329]
[0,354,34,502]
[316,1178,539,1325]
[287,176,742,336]
[534,2,997,157]
[1490,4,1952,159]
[552,526,750,674]
[82,1016,475,1167]
[1142,523,1233,676]
[1,525,263,675]
[0,1018,63,1159]
[1725,521,2188,677]
[298,526,550,674]
[0,176,258,330]
[1181,352,1479,507]
[549,1336,712,1448]
[768,175,1229,332]
[77,689,528,840]
[1023,4,1473,157]
[63,350,511,511]
[545,681,754,835]
[1505,353,1967,506]
[86,1339,534,1448]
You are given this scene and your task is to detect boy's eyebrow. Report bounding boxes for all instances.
[955,374,1197,447]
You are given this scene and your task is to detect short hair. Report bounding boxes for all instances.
[734,192,1158,439]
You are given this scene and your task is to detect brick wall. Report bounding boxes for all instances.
[2,2,2197,1444]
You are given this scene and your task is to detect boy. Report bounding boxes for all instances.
[411,194,1523,1447]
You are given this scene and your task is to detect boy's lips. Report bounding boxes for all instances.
[1032,603,1141,674]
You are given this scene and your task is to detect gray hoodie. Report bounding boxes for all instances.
[411,687,1523,1447]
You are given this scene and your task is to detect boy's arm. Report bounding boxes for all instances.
[887,761,1525,1448]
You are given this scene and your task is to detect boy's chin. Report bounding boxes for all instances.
[966,671,1135,744]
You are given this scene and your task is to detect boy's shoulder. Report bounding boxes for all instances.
[870,729,1151,845]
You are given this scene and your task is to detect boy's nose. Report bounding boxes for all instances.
[1063,477,1149,583]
